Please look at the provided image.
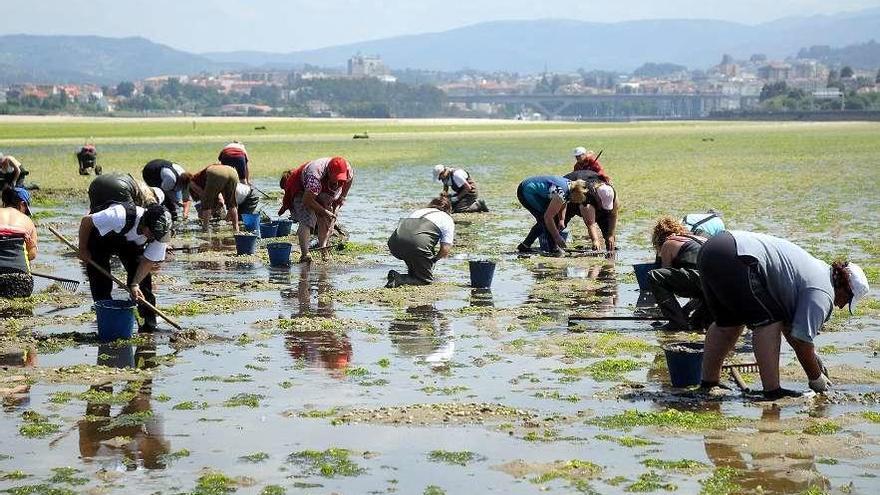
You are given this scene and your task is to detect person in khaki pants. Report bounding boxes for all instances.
[182,164,240,232]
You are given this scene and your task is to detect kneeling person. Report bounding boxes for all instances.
[432,164,488,213]
[78,202,171,333]
[386,197,455,287]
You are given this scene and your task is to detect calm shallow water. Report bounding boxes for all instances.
[2,166,878,494]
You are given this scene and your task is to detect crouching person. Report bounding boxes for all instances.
[699,231,869,399]
[648,216,709,331]
[78,202,171,333]
[0,187,37,298]
[386,197,455,288]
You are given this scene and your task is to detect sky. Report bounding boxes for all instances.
[2,0,880,53]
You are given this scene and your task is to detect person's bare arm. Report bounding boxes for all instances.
[604,202,618,252]
[25,223,37,260]
[434,243,452,261]
[581,204,602,250]
[659,241,678,268]
[129,259,158,301]
[339,178,353,207]
[303,191,335,219]
[543,196,566,248]
[77,216,94,262]
[9,157,22,184]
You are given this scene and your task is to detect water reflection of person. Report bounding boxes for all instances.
[77,344,170,469]
[586,263,618,314]
[284,263,352,372]
[702,407,828,493]
[0,346,35,404]
[388,305,454,364]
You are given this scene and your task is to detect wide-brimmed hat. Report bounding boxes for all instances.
[572,146,587,157]
[432,164,445,181]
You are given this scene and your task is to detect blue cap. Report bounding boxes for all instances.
[13,187,32,216]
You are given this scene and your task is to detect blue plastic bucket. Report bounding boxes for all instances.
[469,260,496,288]
[234,233,258,255]
[267,242,293,267]
[94,299,136,342]
[664,342,704,387]
[633,262,660,291]
[539,230,569,252]
[260,222,278,238]
[275,219,293,237]
[241,213,261,234]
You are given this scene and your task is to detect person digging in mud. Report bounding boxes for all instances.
[647,216,710,331]
[571,146,610,180]
[76,143,100,176]
[88,172,165,213]
[218,141,251,185]
[516,176,587,256]
[0,187,37,298]
[0,153,30,190]
[234,182,261,217]
[432,164,488,213]
[142,159,191,222]
[698,231,869,400]
[386,196,455,288]
[279,156,354,263]
[563,168,618,254]
[79,189,172,333]
[180,164,241,233]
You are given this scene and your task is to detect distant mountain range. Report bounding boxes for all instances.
[1,8,880,85]
[0,35,222,84]
[203,9,880,72]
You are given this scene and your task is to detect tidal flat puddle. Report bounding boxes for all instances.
[2,175,879,495]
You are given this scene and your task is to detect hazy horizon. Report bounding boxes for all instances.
[2,0,879,54]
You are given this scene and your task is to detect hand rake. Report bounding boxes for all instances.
[30,271,80,292]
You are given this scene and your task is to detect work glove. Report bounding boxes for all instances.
[808,374,832,393]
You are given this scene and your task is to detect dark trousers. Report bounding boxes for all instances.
[451,191,480,213]
[87,229,156,326]
[647,267,705,329]
[517,184,554,250]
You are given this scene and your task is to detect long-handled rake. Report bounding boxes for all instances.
[47,225,184,332]
[30,271,81,292]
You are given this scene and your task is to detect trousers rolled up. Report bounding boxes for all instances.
[647,267,704,328]
[387,217,440,285]
[86,228,156,326]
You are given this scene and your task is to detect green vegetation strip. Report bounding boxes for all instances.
[287,448,366,478]
[590,409,743,431]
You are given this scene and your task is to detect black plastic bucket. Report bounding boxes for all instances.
[469,260,496,288]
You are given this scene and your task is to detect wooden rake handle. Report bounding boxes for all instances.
[47,225,183,332]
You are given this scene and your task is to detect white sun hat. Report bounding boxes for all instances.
[846,262,870,314]
[597,184,615,210]
[572,146,587,157]
[432,164,445,181]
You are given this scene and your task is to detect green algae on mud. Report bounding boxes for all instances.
[590,409,744,431]
[427,450,486,466]
[497,459,603,494]
[554,359,646,381]
[286,448,366,478]
[330,282,464,307]
[164,296,272,317]
[18,410,62,438]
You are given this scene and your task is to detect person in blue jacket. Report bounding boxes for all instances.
[516,176,587,255]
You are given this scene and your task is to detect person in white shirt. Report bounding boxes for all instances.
[77,202,171,333]
[142,159,191,221]
[386,196,455,287]
[432,164,488,213]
